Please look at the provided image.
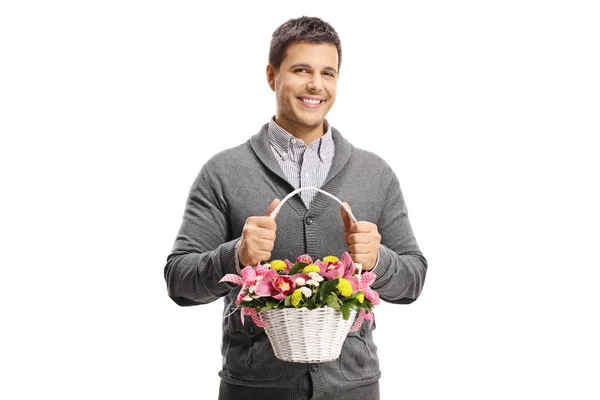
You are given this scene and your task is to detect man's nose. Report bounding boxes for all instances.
[307,73,323,92]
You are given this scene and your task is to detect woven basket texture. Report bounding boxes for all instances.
[260,306,356,363]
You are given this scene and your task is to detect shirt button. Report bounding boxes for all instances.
[304,172,310,178]
[291,138,297,144]
[305,217,313,225]
[310,364,319,372]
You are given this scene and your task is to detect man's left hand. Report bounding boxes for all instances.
[340,202,381,271]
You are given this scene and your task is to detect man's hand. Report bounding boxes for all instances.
[340,202,381,271]
[238,199,280,267]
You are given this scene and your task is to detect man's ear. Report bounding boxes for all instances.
[266,64,276,92]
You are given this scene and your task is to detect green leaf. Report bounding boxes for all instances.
[288,262,308,275]
[326,293,341,310]
[340,302,351,320]
[318,279,339,303]
[265,299,277,310]
[305,294,317,309]
[284,295,292,307]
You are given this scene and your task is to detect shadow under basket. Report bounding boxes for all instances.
[259,306,357,363]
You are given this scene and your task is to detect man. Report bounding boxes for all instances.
[165,16,427,400]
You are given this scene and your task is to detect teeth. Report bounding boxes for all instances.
[302,98,321,104]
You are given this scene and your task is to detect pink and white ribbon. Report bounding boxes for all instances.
[242,307,266,328]
[349,309,375,332]
[359,271,380,306]
[220,274,244,286]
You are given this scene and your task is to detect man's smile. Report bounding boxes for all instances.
[297,96,325,109]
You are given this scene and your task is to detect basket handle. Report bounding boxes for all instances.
[268,187,362,276]
[269,187,357,223]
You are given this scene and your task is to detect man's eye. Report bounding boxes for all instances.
[295,68,308,73]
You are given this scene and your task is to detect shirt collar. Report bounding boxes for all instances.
[267,117,334,162]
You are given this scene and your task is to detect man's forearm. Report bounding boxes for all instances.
[370,246,427,304]
[164,239,239,306]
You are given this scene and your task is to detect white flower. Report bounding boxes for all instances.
[299,287,312,297]
[242,295,253,302]
[248,285,256,294]
[306,279,320,287]
[255,276,263,282]
[307,272,324,282]
[295,277,306,286]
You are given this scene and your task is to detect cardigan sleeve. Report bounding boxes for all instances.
[163,165,240,306]
[371,168,428,304]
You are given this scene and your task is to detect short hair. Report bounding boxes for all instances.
[268,16,342,72]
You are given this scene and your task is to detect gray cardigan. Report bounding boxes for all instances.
[164,123,427,398]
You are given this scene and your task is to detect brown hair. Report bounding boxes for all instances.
[268,16,342,72]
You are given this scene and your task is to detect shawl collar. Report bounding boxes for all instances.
[249,123,354,218]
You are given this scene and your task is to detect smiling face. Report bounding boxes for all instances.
[267,42,339,143]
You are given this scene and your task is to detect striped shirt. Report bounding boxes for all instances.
[267,117,334,207]
[235,119,379,271]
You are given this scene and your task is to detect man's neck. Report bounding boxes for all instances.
[274,118,326,146]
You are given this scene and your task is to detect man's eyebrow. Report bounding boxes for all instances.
[289,63,338,74]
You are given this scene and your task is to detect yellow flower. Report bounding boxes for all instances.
[356,293,364,303]
[337,278,352,297]
[302,264,320,273]
[291,289,302,307]
[323,256,339,264]
[270,260,286,271]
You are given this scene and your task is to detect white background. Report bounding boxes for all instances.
[1,1,599,399]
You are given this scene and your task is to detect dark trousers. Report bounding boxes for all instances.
[218,380,380,400]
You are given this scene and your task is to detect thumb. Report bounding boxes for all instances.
[340,202,353,232]
[266,198,281,217]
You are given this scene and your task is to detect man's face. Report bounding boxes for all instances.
[267,42,338,137]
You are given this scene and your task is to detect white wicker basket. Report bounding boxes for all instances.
[260,306,357,363]
[259,187,361,363]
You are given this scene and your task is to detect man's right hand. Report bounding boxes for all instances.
[237,199,280,267]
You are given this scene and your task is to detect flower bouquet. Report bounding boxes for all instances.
[220,252,380,363]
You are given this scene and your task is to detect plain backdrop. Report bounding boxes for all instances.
[1,1,599,399]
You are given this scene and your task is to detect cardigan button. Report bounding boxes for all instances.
[305,216,313,225]
[310,364,319,372]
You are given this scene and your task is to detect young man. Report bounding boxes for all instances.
[165,16,427,400]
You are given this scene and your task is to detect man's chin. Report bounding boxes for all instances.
[298,116,325,129]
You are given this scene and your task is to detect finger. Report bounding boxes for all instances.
[348,242,374,255]
[266,198,281,217]
[352,255,375,271]
[349,221,377,233]
[246,237,275,252]
[340,202,353,232]
[248,216,277,231]
[254,228,276,242]
[346,233,371,245]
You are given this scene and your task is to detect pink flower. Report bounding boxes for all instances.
[283,259,294,274]
[317,253,359,292]
[296,254,313,264]
[255,269,296,300]
[272,276,295,299]
[318,259,344,280]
